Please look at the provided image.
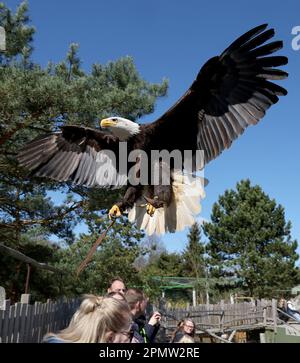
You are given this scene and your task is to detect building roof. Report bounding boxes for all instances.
[291,285,300,295]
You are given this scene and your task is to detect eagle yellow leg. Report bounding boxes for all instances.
[146,203,156,217]
[109,205,122,219]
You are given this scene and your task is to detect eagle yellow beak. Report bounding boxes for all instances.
[100,118,117,128]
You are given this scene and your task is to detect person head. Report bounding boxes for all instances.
[177,334,195,343]
[44,294,132,343]
[278,297,286,309]
[107,277,126,294]
[182,319,195,337]
[176,320,184,329]
[171,319,194,342]
[105,291,126,301]
[125,288,148,318]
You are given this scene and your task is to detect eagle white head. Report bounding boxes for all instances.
[100,116,140,141]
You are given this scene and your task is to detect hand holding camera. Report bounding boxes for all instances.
[148,311,162,326]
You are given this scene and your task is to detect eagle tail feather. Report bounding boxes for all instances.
[128,171,206,235]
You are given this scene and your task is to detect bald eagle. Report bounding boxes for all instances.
[18,24,288,235]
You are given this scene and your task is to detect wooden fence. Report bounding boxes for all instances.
[161,299,276,333]
[0,291,278,343]
[0,294,80,343]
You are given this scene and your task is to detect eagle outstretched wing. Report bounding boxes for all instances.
[17,125,126,188]
[145,24,288,165]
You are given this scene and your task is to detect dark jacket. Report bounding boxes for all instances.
[133,315,160,343]
[170,331,185,343]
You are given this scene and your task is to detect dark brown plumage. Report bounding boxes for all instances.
[17,24,288,235]
[144,24,288,164]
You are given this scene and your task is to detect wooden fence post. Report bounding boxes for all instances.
[21,294,31,304]
[0,288,6,343]
[220,300,225,331]
[192,288,197,307]
[1,299,10,343]
[0,286,5,310]
[24,264,31,294]
[220,311,224,332]
[272,299,277,333]
[263,307,267,326]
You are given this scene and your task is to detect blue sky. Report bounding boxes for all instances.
[6,0,300,258]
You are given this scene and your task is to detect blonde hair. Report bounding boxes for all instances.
[45,295,131,343]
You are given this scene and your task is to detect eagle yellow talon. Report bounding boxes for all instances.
[146,203,156,217]
[109,205,122,219]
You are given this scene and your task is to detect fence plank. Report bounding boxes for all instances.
[0,310,3,343]
[32,302,39,343]
[2,300,11,343]
[163,299,275,335]
[25,303,33,343]
[272,299,277,333]
[1,296,276,343]
[7,305,15,343]
[13,303,21,343]
[19,301,27,343]
[0,298,76,343]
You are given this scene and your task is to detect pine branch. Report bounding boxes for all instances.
[0,110,43,147]
[0,200,85,228]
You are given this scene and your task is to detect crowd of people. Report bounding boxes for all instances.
[43,277,196,343]
[43,279,300,343]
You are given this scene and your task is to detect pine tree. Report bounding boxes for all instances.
[0,1,167,247]
[0,1,35,64]
[182,222,208,302]
[0,2,167,300]
[203,179,299,298]
[183,222,205,280]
